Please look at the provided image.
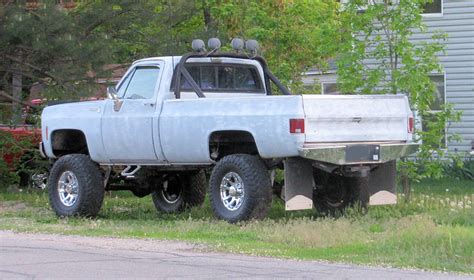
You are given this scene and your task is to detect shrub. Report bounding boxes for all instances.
[443,155,474,181]
[0,129,40,189]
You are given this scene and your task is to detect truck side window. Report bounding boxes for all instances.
[123,66,160,99]
[117,71,133,98]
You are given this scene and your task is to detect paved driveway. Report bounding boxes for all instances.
[0,231,470,279]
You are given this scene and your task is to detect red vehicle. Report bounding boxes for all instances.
[1,99,48,189]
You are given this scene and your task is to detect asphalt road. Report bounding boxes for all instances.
[0,231,471,280]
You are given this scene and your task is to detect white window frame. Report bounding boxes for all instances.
[426,72,446,114]
[321,82,340,95]
[421,0,443,17]
[424,72,447,148]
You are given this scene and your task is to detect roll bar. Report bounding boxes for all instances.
[173,52,292,99]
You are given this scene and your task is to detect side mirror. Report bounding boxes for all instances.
[107,86,123,112]
[107,86,118,100]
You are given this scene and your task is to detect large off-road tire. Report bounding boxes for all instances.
[209,154,272,223]
[151,170,206,213]
[48,154,104,217]
[313,168,369,216]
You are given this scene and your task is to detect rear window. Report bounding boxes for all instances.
[180,64,264,93]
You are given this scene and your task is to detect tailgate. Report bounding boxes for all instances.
[302,95,410,143]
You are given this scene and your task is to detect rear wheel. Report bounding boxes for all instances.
[209,154,272,223]
[48,154,104,217]
[18,156,49,189]
[151,171,206,213]
[20,168,49,189]
[313,168,368,216]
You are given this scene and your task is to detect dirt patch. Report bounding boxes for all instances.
[0,201,29,213]
[0,230,203,252]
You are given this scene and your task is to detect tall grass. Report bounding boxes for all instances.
[0,178,473,273]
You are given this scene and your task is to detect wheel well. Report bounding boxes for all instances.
[51,129,89,156]
[209,130,259,160]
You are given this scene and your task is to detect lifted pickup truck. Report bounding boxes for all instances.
[41,39,418,222]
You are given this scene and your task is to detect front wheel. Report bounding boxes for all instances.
[48,154,104,217]
[209,154,272,223]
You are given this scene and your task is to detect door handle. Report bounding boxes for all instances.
[143,101,155,107]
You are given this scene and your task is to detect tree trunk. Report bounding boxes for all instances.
[400,157,411,201]
[202,0,216,36]
[11,69,22,125]
[402,172,410,201]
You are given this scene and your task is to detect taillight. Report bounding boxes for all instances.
[408,116,414,133]
[290,119,305,134]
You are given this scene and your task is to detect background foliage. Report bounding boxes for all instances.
[336,0,463,184]
[0,0,469,188]
[0,129,38,186]
[0,0,341,106]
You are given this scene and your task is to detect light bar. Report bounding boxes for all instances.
[245,39,259,53]
[231,38,244,51]
[208,38,221,50]
[192,39,205,52]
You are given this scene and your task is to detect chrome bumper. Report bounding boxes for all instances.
[298,142,419,165]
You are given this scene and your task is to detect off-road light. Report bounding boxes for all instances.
[207,38,221,50]
[231,38,244,51]
[192,39,205,52]
[245,39,259,53]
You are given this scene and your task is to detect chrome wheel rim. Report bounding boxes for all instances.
[220,172,244,211]
[57,171,79,207]
[161,180,181,204]
[32,172,48,189]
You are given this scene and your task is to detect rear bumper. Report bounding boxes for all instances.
[298,142,419,165]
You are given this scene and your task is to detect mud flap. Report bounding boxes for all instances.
[284,158,314,210]
[368,160,397,205]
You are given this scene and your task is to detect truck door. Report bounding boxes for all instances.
[101,62,163,163]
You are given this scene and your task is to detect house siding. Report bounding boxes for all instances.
[427,0,474,153]
[303,0,474,153]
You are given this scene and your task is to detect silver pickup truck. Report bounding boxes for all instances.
[41,39,418,222]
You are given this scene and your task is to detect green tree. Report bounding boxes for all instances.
[109,0,342,91]
[0,1,159,123]
[337,0,462,195]
[113,0,343,89]
[209,0,342,89]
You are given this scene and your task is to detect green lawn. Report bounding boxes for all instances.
[0,178,473,273]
